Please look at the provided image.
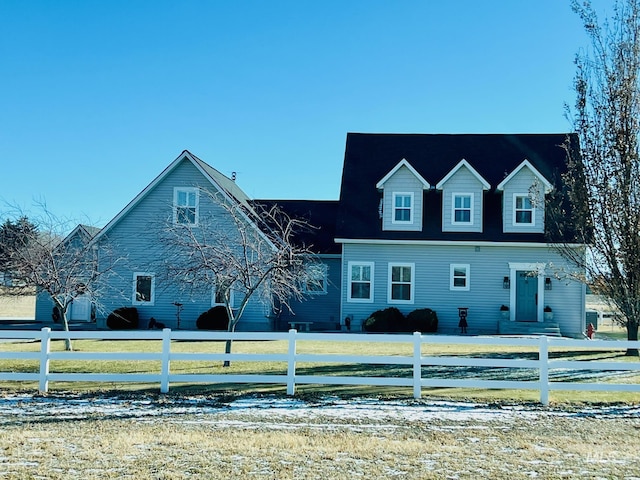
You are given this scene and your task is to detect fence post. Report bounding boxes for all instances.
[160,328,171,394]
[38,327,51,393]
[286,329,297,395]
[413,332,422,399]
[539,336,550,406]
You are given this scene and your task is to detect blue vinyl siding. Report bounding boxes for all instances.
[278,256,342,331]
[440,167,485,233]
[501,169,546,233]
[381,166,424,232]
[341,242,585,337]
[96,158,270,331]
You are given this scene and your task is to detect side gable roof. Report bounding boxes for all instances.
[336,133,573,242]
[435,159,491,190]
[496,159,554,193]
[92,150,254,242]
[60,224,100,248]
[66,224,101,242]
[375,158,430,190]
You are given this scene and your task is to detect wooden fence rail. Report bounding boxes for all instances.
[0,328,639,405]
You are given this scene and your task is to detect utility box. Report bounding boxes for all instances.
[586,310,598,330]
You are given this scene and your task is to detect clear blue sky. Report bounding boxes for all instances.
[0,0,610,227]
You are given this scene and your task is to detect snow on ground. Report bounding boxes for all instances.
[0,394,638,428]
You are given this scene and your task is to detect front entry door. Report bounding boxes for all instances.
[515,271,537,321]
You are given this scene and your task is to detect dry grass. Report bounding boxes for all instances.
[0,294,35,318]
[0,396,638,479]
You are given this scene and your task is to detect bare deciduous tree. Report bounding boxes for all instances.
[558,0,640,354]
[160,190,320,365]
[0,207,124,351]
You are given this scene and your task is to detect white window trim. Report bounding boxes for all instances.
[451,192,474,225]
[212,285,235,307]
[132,272,155,306]
[387,262,415,304]
[512,193,535,226]
[173,187,200,225]
[450,264,470,291]
[347,261,374,303]
[391,192,414,224]
[303,264,328,295]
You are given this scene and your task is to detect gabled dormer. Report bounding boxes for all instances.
[496,159,553,234]
[435,159,490,233]
[376,159,430,232]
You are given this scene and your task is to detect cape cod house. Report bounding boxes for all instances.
[335,133,586,337]
[34,133,586,337]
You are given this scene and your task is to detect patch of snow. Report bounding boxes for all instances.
[0,393,638,426]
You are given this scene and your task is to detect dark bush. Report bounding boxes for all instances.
[106,307,139,330]
[196,306,229,330]
[407,308,438,333]
[363,307,405,332]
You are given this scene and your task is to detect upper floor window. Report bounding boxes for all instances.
[133,272,155,305]
[174,187,199,225]
[514,195,534,225]
[453,193,473,224]
[348,262,374,302]
[388,263,414,303]
[392,193,413,223]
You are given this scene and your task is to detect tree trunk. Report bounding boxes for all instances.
[626,321,639,356]
[223,321,237,367]
[60,309,73,352]
[223,337,232,367]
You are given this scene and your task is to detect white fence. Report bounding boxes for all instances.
[0,328,639,405]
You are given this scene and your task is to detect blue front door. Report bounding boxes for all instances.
[516,271,537,321]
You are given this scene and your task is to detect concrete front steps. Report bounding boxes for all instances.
[498,319,562,337]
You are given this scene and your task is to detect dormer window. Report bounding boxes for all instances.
[436,160,489,233]
[514,195,534,225]
[392,193,413,224]
[376,159,428,232]
[497,160,552,233]
[453,193,473,224]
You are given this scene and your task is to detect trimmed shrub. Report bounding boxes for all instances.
[363,307,405,332]
[106,307,139,330]
[407,308,438,333]
[196,306,229,330]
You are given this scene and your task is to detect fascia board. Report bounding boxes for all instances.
[375,158,430,190]
[334,238,586,248]
[496,159,553,193]
[435,159,491,190]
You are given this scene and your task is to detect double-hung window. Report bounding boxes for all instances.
[450,264,470,291]
[388,263,414,303]
[174,187,199,225]
[453,193,473,224]
[392,193,413,223]
[514,195,534,225]
[348,262,374,302]
[133,272,155,305]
